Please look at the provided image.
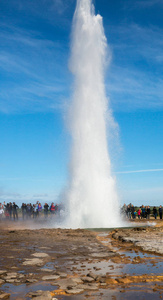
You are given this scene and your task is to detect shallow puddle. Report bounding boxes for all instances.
[97,232,163,276]
[60,283,163,300]
[0,228,162,299]
[1,282,57,300]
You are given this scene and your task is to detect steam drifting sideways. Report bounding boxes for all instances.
[63,0,121,228]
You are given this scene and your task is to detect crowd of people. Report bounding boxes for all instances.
[121,204,163,220]
[0,201,162,222]
[0,201,62,221]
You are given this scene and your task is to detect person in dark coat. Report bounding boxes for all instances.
[153,206,157,219]
[146,206,151,219]
[44,203,49,219]
[141,205,146,219]
[159,205,162,219]
[8,203,13,219]
[131,205,135,219]
[21,203,27,220]
[127,205,131,219]
[12,202,19,220]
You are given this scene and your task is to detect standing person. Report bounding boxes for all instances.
[29,203,33,218]
[146,206,151,219]
[145,206,148,219]
[121,204,127,218]
[137,208,141,219]
[36,201,39,217]
[127,205,131,219]
[50,202,55,216]
[44,203,49,219]
[159,205,162,220]
[0,203,4,221]
[5,203,10,219]
[12,202,19,220]
[37,203,42,217]
[26,204,30,219]
[55,204,58,214]
[133,210,137,219]
[26,204,33,219]
[21,203,26,220]
[131,205,135,219]
[141,205,146,219]
[8,203,13,219]
[33,204,37,218]
[153,206,157,219]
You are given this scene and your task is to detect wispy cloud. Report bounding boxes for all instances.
[0,177,56,182]
[0,185,58,204]
[120,185,163,205]
[51,0,74,15]
[0,191,57,204]
[0,23,70,113]
[1,4,163,114]
[106,23,163,111]
[116,168,163,174]
[6,0,74,21]
[134,0,163,8]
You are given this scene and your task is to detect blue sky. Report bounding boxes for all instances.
[0,0,163,206]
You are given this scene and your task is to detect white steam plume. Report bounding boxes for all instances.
[63,0,121,228]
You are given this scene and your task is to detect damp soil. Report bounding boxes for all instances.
[0,219,162,299]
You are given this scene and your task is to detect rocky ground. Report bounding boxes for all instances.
[111,222,163,255]
[0,219,162,299]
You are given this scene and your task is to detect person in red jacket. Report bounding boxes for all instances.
[50,202,55,215]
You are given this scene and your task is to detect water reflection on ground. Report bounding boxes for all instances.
[2,282,57,300]
[0,226,162,299]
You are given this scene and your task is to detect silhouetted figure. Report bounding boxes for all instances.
[159,205,162,219]
[146,206,151,219]
[26,204,33,218]
[127,205,131,219]
[131,205,135,219]
[33,204,37,218]
[153,206,157,219]
[44,203,49,219]
[8,203,13,219]
[37,203,42,217]
[21,203,27,220]
[12,202,19,220]
[141,205,146,219]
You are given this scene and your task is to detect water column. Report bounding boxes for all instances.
[65,0,121,228]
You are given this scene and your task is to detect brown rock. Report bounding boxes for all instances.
[81,276,94,283]
[42,275,60,281]
[116,278,132,284]
[0,294,10,299]
[57,278,78,290]
[71,278,83,285]
[22,258,43,266]
[55,272,67,278]
[32,253,49,258]
[26,279,38,283]
[40,269,53,272]
[106,278,118,285]
[65,288,84,295]
[26,291,52,299]
[77,283,99,290]
[0,271,7,276]
[87,272,98,280]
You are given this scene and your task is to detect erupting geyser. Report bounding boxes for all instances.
[64,0,121,228]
